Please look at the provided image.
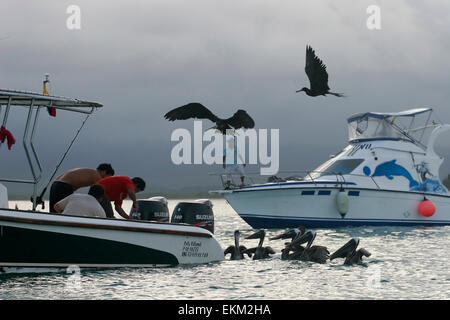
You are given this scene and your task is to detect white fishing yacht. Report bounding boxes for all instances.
[213,108,450,227]
[0,88,224,270]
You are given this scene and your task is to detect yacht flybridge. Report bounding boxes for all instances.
[0,89,224,269]
[213,108,450,227]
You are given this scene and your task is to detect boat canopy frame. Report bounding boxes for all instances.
[0,89,103,209]
[347,108,437,149]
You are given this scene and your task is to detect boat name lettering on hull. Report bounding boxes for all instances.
[182,241,209,258]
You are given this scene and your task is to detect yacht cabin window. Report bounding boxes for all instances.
[310,159,365,178]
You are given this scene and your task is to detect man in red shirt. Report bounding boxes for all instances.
[97,176,146,219]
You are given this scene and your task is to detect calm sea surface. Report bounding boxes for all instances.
[1,199,449,300]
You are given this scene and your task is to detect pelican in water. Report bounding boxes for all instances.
[330,238,371,265]
[280,245,307,261]
[242,229,275,260]
[290,230,330,263]
[270,227,307,260]
[224,230,252,260]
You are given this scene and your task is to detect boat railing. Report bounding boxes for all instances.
[209,169,381,190]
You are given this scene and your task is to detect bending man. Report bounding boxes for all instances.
[96,176,146,219]
[49,163,115,213]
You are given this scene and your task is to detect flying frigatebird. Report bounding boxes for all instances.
[164,103,255,134]
[296,45,344,97]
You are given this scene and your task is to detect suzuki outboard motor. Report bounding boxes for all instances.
[130,196,169,222]
[171,199,214,233]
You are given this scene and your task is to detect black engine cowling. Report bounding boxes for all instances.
[130,196,169,222]
[171,199,214,233]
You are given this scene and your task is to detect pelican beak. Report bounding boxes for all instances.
[269,234,282,240]
[270,229,294,240]
[270,227,306,240]
[359,248,371,258]
[292,230,315,249]
[245,229,265,240]
[269,233,284,240]
[330,238,359,261]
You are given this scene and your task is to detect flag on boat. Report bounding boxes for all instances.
[43,74,56,117]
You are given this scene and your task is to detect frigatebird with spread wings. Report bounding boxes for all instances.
[296,45,344,97]
[164,102,255,134]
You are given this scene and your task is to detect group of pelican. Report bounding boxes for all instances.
[224,227,371,265]
[224,230,276,260]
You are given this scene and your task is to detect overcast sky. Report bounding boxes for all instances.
[1,0,450,196]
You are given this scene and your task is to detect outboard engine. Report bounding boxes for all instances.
[171,199,214,233]
[130,196,169,222]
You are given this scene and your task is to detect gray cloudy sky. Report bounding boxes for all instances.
[1,0,450,196]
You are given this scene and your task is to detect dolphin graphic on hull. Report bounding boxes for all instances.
[363,160,419,188]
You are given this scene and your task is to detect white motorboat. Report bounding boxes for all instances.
[212,108,450,227]
[0,89,224,270]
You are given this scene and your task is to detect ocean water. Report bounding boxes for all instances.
[1,199,449,300]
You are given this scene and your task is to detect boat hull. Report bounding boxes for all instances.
[0,209,224,268]
[222,187,450,228]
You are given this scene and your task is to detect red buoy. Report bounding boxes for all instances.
[418,199,436,217]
